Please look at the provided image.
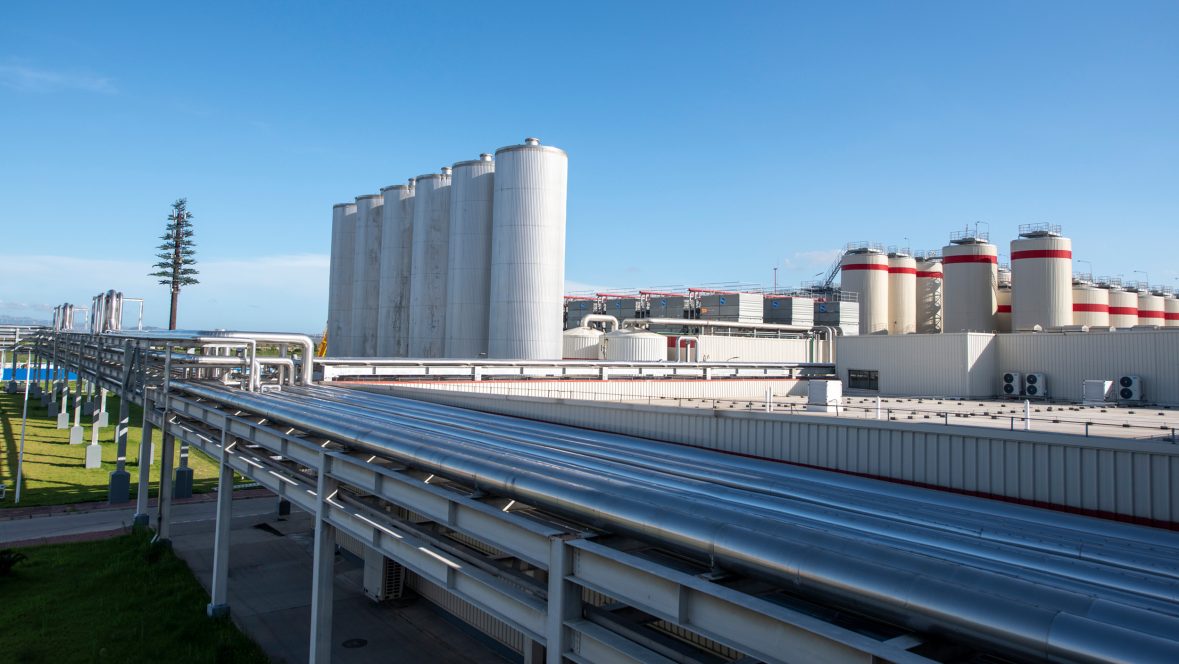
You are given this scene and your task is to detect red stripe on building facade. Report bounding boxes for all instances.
[841,264,889,271]
[997,305,1012,313]
[888,267,917,275]
[1072,303,1109,312]
[915,271,942,278]
[1109,307,1137,315]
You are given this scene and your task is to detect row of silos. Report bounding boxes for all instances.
[839,245,937,335]
[325,138,569,359]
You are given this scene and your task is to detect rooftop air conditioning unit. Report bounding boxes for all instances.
[1024,373,1049,398]
[1000,371,1022,397]
[1117,375,1143,402]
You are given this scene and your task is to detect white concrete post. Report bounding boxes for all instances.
[876,396,882,420]
[1024,399,1032,432]
[85,385,102,468]
[309,455,339,664]
[207,429,234,618]
[69,378,84,444]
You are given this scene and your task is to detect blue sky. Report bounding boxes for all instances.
[1,1,1176,331]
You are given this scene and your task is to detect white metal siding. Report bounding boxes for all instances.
[835,333,997,398]
[996,329,1179,404]
[444,157,495,359]
[408,173,452,358]
[352,194,384,357]
[390,378,807,402]
[693,336,810,363]
[377,184,415,357]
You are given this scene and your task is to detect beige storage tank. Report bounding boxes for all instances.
[839,244,888,335]
[562,327,603,359]
[941,232,997,332]
[601,329,665,362]
[996,285,1012,333]
[1165,294,1179,328]
[1137,288,1165,326]
[915,257,942,334]
[887,252,917,334]
[1011,224,1072,330]
[1105,286,1139,328]
[1071,282,1110,327]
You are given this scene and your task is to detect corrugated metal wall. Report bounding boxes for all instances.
[835,333,997,397]
[390,378,807,402]
[996,330,1179,404]
[380,386,1179,526]
[691,336,810,363]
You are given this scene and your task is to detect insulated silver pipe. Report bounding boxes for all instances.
[172,382,1179,662]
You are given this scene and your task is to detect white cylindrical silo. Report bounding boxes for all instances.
[1071,282,1110,327]
[1011,226,1072,330]
[562,327,603,359]
[601,329,664,362]
[376,181,415,357]
[1164,295,1179,328]
[1137,289,1165,326]
[407,170,452,358]
[327,202,356,356]
[941,235,998,332]
[444,154,495,359]
[1106,287,1139,328]
[488,138,568,359]
[887,253,916,334]
[839,247,888,335]
[915,258,942,334]
[996,285,1012,333]
[350,193,384,356]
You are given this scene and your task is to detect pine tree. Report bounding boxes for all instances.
[150,198,199,329]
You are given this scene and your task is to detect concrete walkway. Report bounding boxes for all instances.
[2,495,515,664]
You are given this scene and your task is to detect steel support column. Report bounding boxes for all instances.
[207,429,233,618]
[133,398,155,528]
[309,455,339,664]
[157,430,175,541]
[546,535,583,664]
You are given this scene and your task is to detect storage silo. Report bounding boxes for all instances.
[839,244,888,335]
[1164,294,1179,328]
[327,202,356,356]
[407,169,453,358]
[887,251,916,334]
[350,194,383,356]
[488,138,568,359]
[1011,224,1072,330]
[376,180,415,357]
[915,256,942,334]
[1071,281,1110,327]
[941,232,997,332]
[562,326,603,359]
[996,285,1012,333]
[1104,283,1139,328]
[601,329,664,362]
[444,154,496,359]
[1136,286,1165,326]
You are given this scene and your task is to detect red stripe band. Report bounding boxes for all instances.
[841,264,889,271]
[943,255,998,264]
[997,305,1012,312]
[1139,311,1165,319]
[1072,303,1109,312]
[1109,307,1137,315]
[1167,313,1179,321]
[888,267,917,275]
[915,271,943,278]
[1011,249,1073,260]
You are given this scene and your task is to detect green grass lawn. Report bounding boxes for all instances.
[0,531,268,663]
[0,387,236,508]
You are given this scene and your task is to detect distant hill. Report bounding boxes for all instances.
[0,315,49,326]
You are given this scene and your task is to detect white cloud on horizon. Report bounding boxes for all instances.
[0,62,116,94]
[0,253,328,332]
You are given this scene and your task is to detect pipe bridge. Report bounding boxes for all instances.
[20,329,1179,664]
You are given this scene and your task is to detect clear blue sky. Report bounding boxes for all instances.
[1,1,1176,331]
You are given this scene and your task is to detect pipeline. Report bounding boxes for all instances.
[172,381,1179,662]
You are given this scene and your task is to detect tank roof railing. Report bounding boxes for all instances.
[844,240,884,253]
[1073,272,1095,285]
[948,229,990,243]
[912,248,942,261]
[885,244,912,257]
[1017,222,1063,238]
[1152,285,1173,296]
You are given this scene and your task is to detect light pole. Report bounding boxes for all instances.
[1134,270,1150,287]
[773,266,778,293]
[1075,259,1093,280]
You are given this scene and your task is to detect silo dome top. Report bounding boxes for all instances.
[379,184,410,192]
[355,193,381,201]
[453,153,496,168]
[495,137,567,157]
[332,202,354,209]
[440,166,453,176]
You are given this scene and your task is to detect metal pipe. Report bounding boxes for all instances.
[622,317,815,334]
[168,382,1179,662]
[577,314,620,331]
